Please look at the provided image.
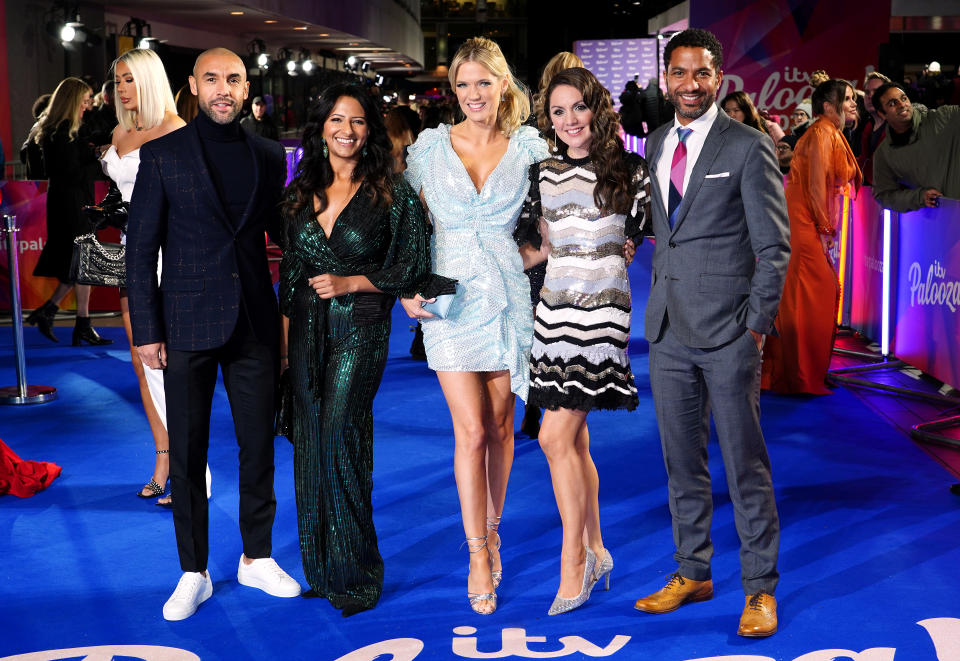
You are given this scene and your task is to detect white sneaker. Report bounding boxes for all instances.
[237,556,301,597]
[162,571,213,621]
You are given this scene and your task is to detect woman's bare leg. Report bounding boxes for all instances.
[436,370,499,613]
[539,407,593,598]
[575,423,605,561]
[121,294,170,498]
[481,371,515,582]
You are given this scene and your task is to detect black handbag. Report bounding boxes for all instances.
[274,368,293,439]
[69,233,126,287]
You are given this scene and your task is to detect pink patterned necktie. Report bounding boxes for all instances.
[668,127,693,227]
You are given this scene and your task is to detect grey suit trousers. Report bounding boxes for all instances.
[649,322,780,595]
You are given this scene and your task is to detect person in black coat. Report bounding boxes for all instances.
[239,96,279,140]
[26,77,112,345]
[127,48,301,622]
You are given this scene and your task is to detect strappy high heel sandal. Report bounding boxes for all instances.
[464,535,497,615]
[137,449,169,500]
[487,515,502,589]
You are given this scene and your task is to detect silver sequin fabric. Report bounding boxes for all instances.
[528,155,650,411]
[405,124,549,399]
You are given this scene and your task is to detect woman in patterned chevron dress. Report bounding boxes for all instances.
[518,66,651,615]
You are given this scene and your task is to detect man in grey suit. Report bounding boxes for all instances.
[632,29,790,637]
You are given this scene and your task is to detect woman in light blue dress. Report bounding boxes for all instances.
[401,37,549,615]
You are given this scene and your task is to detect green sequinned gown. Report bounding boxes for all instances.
[279,177,430,612]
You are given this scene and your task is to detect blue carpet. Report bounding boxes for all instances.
[2,253,960,661]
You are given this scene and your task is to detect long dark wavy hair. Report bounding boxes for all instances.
[284,84,393,218]
[720,90,768,135]
[543,67,636,215]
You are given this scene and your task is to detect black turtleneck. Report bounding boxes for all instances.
[195,110,253,226]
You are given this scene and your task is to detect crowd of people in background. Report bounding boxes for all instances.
[5,31,959,638]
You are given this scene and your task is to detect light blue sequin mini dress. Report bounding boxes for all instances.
[405,123,549,399]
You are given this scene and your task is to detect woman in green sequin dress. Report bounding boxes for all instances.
[279,84,431,616]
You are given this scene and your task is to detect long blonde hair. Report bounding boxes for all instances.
[449,37,529,136]
[112,48,177,132]
[534,51,584,140]
[36,77,91,143]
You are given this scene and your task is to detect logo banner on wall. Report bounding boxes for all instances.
[691,0,891,128]
[895,198,960,390]
[574,38,660,110]
[0,180,119,312]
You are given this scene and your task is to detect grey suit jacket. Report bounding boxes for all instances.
[644,110,790,348]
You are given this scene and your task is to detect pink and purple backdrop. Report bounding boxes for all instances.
[693,0,891,128]
[848,189,887,346]
[894,198,960,390]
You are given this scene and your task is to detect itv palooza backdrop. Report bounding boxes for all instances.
[693,0,891,128]
[574,39,659,110]
[895,198,960,391]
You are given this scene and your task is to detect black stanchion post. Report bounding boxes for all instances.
[1,213,57,404]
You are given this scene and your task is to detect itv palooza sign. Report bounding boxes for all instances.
[693,0,891,128]
[895,198,960,390]
[574,38,659,110]
[5,618,960,659]
[326,619,960,659]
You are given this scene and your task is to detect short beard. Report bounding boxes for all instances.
[667,89,714,121]
[200,98,240,125]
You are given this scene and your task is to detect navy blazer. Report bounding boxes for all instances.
[127,119,286,351]
[644,110,790,349]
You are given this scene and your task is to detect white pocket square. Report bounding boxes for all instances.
[704,172,730,179]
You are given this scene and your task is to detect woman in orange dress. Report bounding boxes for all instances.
[762,79,861,394]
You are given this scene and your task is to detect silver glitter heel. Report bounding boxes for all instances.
[487,515,502,589]
[591,547,613,591]
[547,547,596,615]
[464,536,497,615]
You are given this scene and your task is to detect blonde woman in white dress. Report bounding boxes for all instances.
[99,48,188,506]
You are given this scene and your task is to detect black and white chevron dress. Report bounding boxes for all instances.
[524,153,650,412]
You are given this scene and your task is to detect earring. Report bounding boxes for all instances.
[552,130,562,160]
[362,146,368,157]
[321,138,329,159]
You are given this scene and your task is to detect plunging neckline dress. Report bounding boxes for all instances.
[404,123,549,399]
[279,178,430,612]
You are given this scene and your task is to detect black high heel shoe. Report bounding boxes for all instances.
[72,317,113,346]
[26,301,59,343]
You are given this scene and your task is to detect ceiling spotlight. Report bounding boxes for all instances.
[298,49,314,74]
[59,12,86,43]
[346,55,358,70]
[277,47,296,75]
[249,39,269,68]
[60,23,77,42]
[122,17,152,48]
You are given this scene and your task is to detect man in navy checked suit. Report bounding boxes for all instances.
[128,48,301,621]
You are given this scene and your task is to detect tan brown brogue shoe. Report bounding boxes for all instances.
[738,592,777,637]
[633,573,714,614]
